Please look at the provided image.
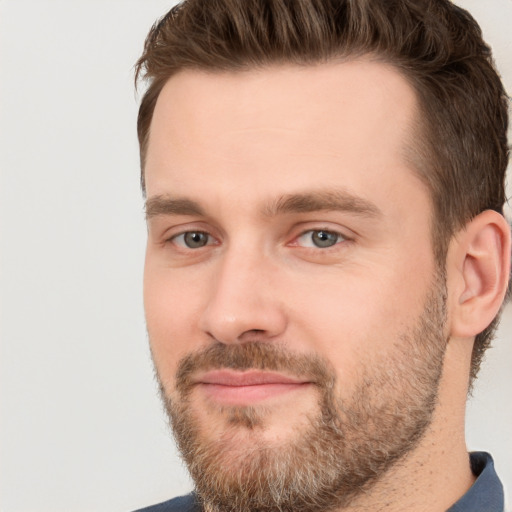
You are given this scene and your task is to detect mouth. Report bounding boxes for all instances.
[194,370,313,406]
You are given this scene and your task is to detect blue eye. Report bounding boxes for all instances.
[296,230,344,248]
[173,231,212,249]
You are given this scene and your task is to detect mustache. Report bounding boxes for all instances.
[175,342,336,395]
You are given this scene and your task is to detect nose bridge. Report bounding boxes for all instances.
[200,240,286,344]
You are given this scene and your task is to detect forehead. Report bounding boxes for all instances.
[145,60,425,215]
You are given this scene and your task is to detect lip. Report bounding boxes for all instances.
[195,370,312,405]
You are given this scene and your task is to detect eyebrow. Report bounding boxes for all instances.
[145,196,205,219]
[262,190,382,218]
[145,189,381,220]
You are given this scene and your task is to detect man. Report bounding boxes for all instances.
[134,0,510,511]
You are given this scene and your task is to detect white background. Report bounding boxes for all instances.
[0,1,511,511]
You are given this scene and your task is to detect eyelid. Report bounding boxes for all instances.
[157,220,220,246]
[167,230,218,248]
[170,231,199,245]
[293,228,347,248]
[288,221,354,244]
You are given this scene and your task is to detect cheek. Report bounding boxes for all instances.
[143,263,206,382]
[290,287,385,375]
[286,265,431,381]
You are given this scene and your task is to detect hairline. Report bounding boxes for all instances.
[139,52,439,191]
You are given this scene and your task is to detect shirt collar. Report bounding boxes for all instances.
[447,452,504,512]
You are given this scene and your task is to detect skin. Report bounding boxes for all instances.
[143,61,509,511]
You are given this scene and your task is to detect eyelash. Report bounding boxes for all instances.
[169,231,217,249]
[293,229,347,249]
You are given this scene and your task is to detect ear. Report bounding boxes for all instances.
[448,210,511,338]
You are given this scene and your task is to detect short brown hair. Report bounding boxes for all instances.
[135,0,510,382]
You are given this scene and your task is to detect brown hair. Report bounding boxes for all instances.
[135,0,510,382]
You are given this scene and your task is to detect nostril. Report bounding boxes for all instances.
[236,328,271,344]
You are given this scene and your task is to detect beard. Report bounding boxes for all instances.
[156,274,448,512]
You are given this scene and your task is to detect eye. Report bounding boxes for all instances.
[296,229,345,248]
[171,231,213,249]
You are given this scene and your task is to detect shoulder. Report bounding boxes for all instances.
[132,493,199,512]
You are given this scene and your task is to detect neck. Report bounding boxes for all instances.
[339,424,474,512]
[335,338,475,512]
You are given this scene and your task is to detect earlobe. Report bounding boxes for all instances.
[449,210,511,338]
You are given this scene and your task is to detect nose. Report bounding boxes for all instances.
[199,247,287,344]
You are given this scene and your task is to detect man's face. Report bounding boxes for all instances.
[143,61,448,510]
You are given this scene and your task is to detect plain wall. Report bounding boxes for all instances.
[0,1,510,511]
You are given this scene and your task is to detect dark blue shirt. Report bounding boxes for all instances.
[134,452,504,512]
[446,452,504,512]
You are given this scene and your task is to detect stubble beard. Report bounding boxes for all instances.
[156,275,448,512]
